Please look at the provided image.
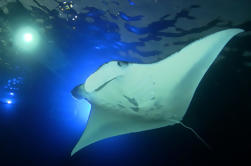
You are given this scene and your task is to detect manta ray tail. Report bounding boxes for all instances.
[178,122,212,151]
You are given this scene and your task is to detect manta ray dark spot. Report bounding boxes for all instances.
[154,102,162,109]
[118,104,126,108]
[151,96,156,100]
[131,107,139,112]
[123,95,138,106]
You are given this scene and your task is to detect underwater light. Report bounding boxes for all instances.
[6,100,12,104]
[24,33,33,42]
[14,26,40,52]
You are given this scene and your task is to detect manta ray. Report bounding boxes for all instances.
[71,28,244,155]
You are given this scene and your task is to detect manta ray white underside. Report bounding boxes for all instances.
[71,28,244,155]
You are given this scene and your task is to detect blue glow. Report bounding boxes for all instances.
[75,100,91,123]
[6,100,12,104]
[5,77,23,92]
[119,12,143,21]
[128,0,135,5]
[124,23,146,34]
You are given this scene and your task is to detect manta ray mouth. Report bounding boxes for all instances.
[93,76,118,92]
[84,70,121,93]
[71,76,118,100]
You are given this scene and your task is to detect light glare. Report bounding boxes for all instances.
[14,26,40,52]
[24,33,33,42]
[7,100,12,104]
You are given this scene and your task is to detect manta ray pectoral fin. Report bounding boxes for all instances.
[154,28,244,118]
[71,105,173,156]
